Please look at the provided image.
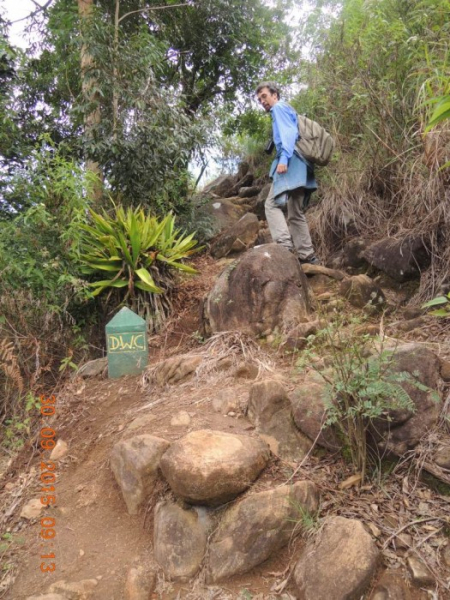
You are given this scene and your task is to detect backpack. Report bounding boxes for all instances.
[296,114,335,167]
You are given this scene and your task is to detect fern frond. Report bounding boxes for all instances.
[0,338,24,394]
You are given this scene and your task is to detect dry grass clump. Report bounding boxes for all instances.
[143,330,275,390]
[309,124,450,300]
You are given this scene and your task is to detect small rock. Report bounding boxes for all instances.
[77,357,107,378]
[354,324,380,336]
[4,482,14,491]
[403,307,423,320]
[339,274,386,309]
[127,414,156,431]
[212,389,239,414]
[439,358,450,382]
[48,578,98,599]
[371,592,388,600]
[26,595,66,600]
[396,317,425,333]
[371,569,409,600]
[227,411,236,417]
[50,439,68,461]
[396,533,412,549]
[124,564,156,600]
[406,556,434,587]
[442,544,450,567]
[20,499,43,520]
[79,549,84,557]
[170,411,191,427]
[152,354,202,385]
[283,320,320,352]
[301,264,346,280]
[316,292,332,301]
[234,361,259,380]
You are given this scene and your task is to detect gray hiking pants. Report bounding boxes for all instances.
[265,184,314,260]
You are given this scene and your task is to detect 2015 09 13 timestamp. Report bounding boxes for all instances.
[39,394,57,574]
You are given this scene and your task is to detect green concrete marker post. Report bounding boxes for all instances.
[105,307,148,378]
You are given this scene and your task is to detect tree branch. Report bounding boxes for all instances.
[9,0,53,24]
[118,3,190,24]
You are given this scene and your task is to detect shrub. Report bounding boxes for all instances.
[297,314,435,482]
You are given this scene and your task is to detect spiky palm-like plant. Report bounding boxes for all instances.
[76,205,201,330]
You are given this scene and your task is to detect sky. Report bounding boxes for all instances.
[1,0,36,47]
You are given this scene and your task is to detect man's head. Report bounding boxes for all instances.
[256,82,280,112]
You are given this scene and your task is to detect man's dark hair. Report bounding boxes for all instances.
[255,81,280,99]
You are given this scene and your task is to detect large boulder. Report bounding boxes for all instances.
[293,516,379,600]
[238,186,262,198]
[153,501,212,581]
[362,235,431,282]
[207,481,319,582]
[110,435,170,515]
[247,379,311,460]
[371,343,442,455]
[195,198,247,240]
[226,172,254,197]
[210,213,260,259]
[159,430,270,506]
[202,174,236,197]
[202,244,312,337]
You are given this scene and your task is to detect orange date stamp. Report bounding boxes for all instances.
[39,394,57,574]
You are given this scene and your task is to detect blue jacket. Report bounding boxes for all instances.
[269,101,317,198]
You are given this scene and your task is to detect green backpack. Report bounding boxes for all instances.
[296,114,335,167]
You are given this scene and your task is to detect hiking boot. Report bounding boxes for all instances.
[299,255,320,265]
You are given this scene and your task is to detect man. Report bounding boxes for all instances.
[256,82,319,265]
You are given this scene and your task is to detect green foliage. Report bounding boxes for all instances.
[150,0,297,114]
[3,0,297,212]
[297,314,433,481]
[426,95,450,130]
[0,137,93,297]
[291,0,450,164]
[1,392,40,450]
[422,292,450,317]
[76,204,201,330]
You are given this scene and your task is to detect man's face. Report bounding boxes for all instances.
[257,87,278,112]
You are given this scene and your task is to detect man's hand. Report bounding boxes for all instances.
[276,163,288,174]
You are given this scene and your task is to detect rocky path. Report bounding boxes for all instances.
[1,250,450,600]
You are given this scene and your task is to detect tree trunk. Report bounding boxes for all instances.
[78,0,103,203]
